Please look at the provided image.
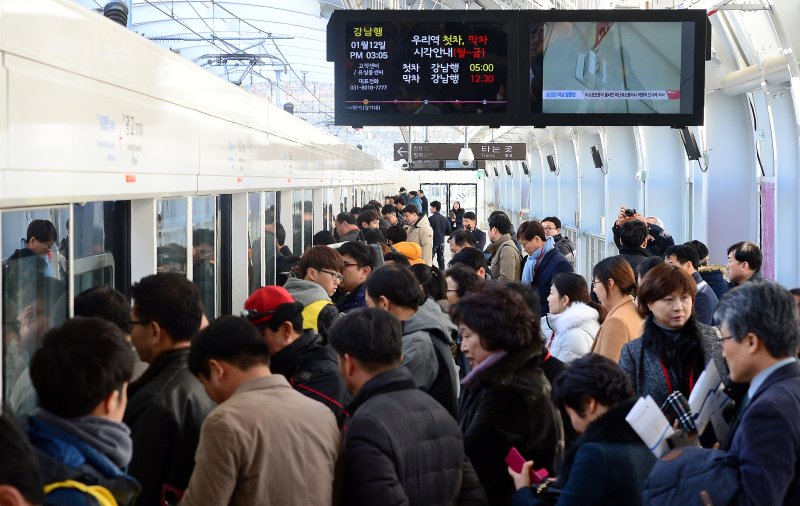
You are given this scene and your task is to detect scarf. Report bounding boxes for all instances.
[522,236,555,283]
[460,350,508,390]
[37,409,133,470]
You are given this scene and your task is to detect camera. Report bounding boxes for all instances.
[458,147,475,167]
[624,208,636,217]
[399,159,409,169]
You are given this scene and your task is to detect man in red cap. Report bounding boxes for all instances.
[243,286,348,426]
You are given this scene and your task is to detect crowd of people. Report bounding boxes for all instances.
[2,194,800,506]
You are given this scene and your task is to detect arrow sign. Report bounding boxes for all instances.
[395,145,408,159]
[393,143,526,161]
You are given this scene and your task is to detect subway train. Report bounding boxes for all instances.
[0,0,406,400]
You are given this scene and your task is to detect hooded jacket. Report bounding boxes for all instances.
[552,234,576,267]
[283,277,340,341]
[404,214,434,266]
[488,234,522,282]
[402,298,460,417]
[698,264,729,301]
[540,302,600,364]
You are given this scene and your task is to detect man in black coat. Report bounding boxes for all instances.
[463,211,487,252]
[329,308,487,506]
[428,200,452,270]
[615,219,653,272]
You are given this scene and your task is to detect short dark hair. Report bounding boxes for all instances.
[450,285,540,354]
[619,220,649,248]
[385,225,407,245]
[685,240,709,264]
[366,265,425,309]
[593,256,636,296]
[410,264,447,301]
[430,200,442,212]
[350,207,363,216]
[488,213,512,235]
[550,273,607,322]
[361,204,378,212]
[394,196,405,206]
[357,210,380,228]
[664,244,700,269]
[384,251,411,266]
[552,353,635,416]
[31,318,134,418]
[74,286,131,333]
[715,281,800,359]
[338,240,375,269]
[362,228,387,245]
[313,230,336,246]
[517,220,546,242]
[463,211,477,221]
[542,216,562,229]
[449,247,488,273]
[637,263,696,317]
[636,256,665,282]
[402,205,419,216]
[130,273,203,341]
[409,191,417,196]
[189,316,270,378]
[26,219,57,243]
[381,204,398,216]
[445,265,484,299]
[505,282,543,324]
[0,414,44,504]
[336,212,357,225]
[448,229,477,248]
[275,222,286,247]
[727,241,762,272]
[298,245,344,279]
[328,308,402,372]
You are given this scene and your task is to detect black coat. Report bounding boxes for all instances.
[459,349,562,506]
[451,208,465,230]
[270,330,349,427]
[616,247,653,273]
[612,222,674,258]
[530,248,574,315]
[471,227,487,252]
[699,265,730,301]
[343,368,487,506]
[429,211,452,247]
[124,349,215,506]
[511,400,656,506]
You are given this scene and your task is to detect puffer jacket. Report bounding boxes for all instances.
[342,368,487,506]
[488,234,522,282]
[270,330,349,427]
[553,234,576,267]
[540,302,600,363]
[459,349,562,505]
[124,349,215,506]
[699,264,729,301]
[402,298,460,417]
[405,214,434,266]
[283,277,341,341]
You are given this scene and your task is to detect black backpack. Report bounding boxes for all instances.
[642,446,740,506]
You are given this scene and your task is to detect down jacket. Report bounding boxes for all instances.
[540,302,600,363]
[459,349,562,505]
[405,214,434,266]
[488,234,522,282]
[342,367,487,506]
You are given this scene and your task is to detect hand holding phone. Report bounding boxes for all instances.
[505,447,549,486]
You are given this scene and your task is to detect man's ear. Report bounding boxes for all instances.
[208,358,225,380]
[343,353,356,377]
[0,484,28,506]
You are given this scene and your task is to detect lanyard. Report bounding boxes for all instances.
[660,358,695,395]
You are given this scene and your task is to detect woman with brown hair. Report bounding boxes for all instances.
[283,245,344,341]
[618,263,728,407]
[590,256,643,362]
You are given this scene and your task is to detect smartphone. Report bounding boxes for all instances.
[505,447,549,485]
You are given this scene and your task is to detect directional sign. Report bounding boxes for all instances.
[393,143,525,161]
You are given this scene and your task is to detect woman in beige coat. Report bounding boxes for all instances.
[590,256,643,362]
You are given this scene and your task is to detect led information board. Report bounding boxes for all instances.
[328,10,519,127]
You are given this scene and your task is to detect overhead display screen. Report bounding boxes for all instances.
[327,10,706,128]
[328,11,519,127]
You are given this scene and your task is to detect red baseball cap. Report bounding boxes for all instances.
[242,286,302,326]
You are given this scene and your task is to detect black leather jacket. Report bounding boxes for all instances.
[124,349,215,506]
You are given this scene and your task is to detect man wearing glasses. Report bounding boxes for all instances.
[243,285,348,427]
[5,219,58,278]
[334,241,376,314]
[541,216,575,267]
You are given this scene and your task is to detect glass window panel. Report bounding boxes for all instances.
[71,202,120,293]
[2,208,69,406]
[304,190,313,253]
[156,198,187,274]
[264,192,276,286]
[340,188,348,214]
[248,192,262,292]
[323,188,333,234]
[292,189,302,255]
[192,196,217,318]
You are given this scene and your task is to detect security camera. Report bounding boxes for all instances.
[458,147,475,167]
[399,158,409,169]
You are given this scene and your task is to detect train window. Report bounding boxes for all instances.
[265,192,277,286]
[2,208,69,407]
[340,187,348,214]
[156,198,188,274]
[323,188,334,234]
[71,202,123,294]
[292,190,303,255]
[248,192,262,292]
[192,196,217,318]
[304,189,313,253]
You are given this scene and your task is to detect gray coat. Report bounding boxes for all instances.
[619,319,729,407]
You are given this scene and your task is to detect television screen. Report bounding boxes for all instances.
[522,10,706,126]
[328,10,519,127]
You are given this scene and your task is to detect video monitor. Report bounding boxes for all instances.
[327,10,519,127]
[521,10,706,126]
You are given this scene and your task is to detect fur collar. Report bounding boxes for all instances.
[699,264,726,274]
[551,303,600,334]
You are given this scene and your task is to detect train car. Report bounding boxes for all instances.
[0,0,402,401]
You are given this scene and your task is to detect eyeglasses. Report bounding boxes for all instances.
[318,269,344,282]
[716,335,736,344]
[543,226,556,231]
[591,280,602,286]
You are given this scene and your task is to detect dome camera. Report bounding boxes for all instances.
[399,158,409,169]
[458,147,475,167]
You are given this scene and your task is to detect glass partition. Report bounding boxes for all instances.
[192,196,217,318]
[304,189,313,253]
[156,198,188,274]
[248,192,262,292]
[264,192,276,286]
[292,189,303,255]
